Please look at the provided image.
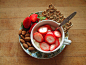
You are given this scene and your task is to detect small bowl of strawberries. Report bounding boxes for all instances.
[31,20,71,53]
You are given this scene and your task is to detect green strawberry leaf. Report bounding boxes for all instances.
[31,13,33,15]
[21,22,23,28]
[38,16,46,20]
[36,21,38,23]
[35,12,39,15]
[21,22,27,31]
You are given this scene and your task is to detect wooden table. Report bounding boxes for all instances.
[0,0,86,65]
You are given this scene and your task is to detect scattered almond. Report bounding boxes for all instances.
[23,43,28,49]
[22,31,26,35]
[20,35,25,40]
[25,33,30,37]
[20,39,25,43]
[28,47,36,51]
[25,37,31,41]
[27,42,31,47]
[18,29,22,35]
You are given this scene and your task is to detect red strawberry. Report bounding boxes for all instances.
[54,31,61,38]
[45,33,56,44]
[30,14,39,22]
[29,23,37,33]
[38,26,48,34]
[44,24,52,31]
[40,42,50,51]
[55,28,59,31]
[23,17,31,28]
[55,38,60,47]
[50,44,56,51]
[45,18,48,20]
[33,32,43,42]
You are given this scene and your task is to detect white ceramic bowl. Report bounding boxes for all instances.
[31,20,66,53]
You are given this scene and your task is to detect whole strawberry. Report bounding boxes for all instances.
[23,17,31,28]
[30,14,39,22]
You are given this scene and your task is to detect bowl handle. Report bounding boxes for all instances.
[63,39,72,45]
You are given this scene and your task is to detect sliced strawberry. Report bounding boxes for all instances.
[30,14,39,22]
[45,34,56,44]
[40,42,50,51]
[50,44,56,51]
[54,31,61,38]
[29,23,37,33]
[44,24,52,31]
[23,17,31,28]
[55,38,60,47]
[38,26,48,34]
[33,32,43,42]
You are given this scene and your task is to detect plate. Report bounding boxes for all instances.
[19,11,69,59]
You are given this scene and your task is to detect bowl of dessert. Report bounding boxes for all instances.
[31,20,71,53]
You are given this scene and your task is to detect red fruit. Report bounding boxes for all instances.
[54,31,61,38]
[23,17,31,28]
[30,14,39,22]
[29,23,37,33]
[44,24,52,31]
[45,34,56,44]
[33,32,43,42]
[40,42,50,51]
[50,44,56,51]
[55,28,59,31]
[55,38,60,47]
[38,26,48,34]
[45,18,48,20]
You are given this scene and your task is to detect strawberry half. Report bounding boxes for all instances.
[33,32,43,42]
[29,23,37,33]
[55,38,60,47]
[40,42,50,51]
[45,33,56,44]
[54,31,61,38]
[44,24,52,31]
[50,44,56,51]
[38,26,48,34]
[23,17,31,28]
[30,14,39,22]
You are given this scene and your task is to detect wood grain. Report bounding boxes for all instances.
[0,0,86,65]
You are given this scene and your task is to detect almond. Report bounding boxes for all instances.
[25,33,30,37]
[27,42,31,47]
[28,47,36,51]
[18,29,22,35]
[20,39,25,43]
[23,43,28,49]
[20,35,25,40]
[25,37,31,41]
[22,31,26,35]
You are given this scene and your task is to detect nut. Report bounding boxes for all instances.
[27,42,31,47]
[20,35,25,40]
[23,43,28,49]
[20,39,25,43]
[28,47,36,51]
[22,31,26,35]
[18,29,22,35]
[25,33,30,37]
[25,37,31,41]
